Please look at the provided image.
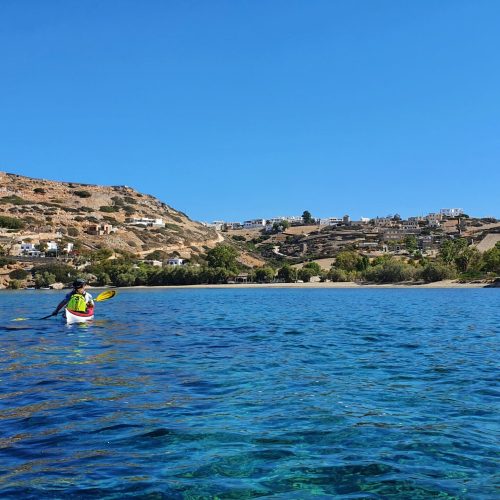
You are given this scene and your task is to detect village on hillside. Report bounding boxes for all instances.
[204,208,500,263]
[1,172,499,289]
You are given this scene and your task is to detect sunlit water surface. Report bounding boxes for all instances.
[0,288,498,499]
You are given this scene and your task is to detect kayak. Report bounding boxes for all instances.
[64,307,94,324]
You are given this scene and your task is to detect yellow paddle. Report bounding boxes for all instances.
[12,290,117,321]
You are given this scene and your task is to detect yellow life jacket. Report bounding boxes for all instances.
[67,293,87,312]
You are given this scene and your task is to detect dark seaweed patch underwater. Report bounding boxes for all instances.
[0,288,498,499]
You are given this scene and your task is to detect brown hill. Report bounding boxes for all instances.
[0,171,219,258]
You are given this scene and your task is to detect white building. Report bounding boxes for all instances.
[440,208,464,217]
[319,217,342,226]
[166,258,185,266]
[267,216,303,225]
[128,217,165,227]
[206,221,224,230]
[243,219,266,229]
[20,242,36,253]
[47,241,58,251]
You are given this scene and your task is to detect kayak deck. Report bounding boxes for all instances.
[64,307,95,324]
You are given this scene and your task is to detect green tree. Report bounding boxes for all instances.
[9,269,29,280]
[404,235,418,254]
[439,238,468,265]
[482,242,500,274]
[272,220,290,233]
[302,210,313,224]
[328,268,349,282]
[277,264,297,282]
[335,251,361,272]
[420,261,457,283]
[363,258,416,283]
[206,244,239,271]
[356,255,370,271]
[455,247,482,273]
[303,262,321,275]
[254,267,275,283]
[298,267,314,282]
[8,280,23,289]
[34,272,56,288]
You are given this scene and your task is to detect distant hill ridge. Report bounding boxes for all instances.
[0,171,219,257]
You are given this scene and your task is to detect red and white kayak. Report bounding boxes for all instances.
[64,307,94,324]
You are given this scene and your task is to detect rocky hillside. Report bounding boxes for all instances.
[0,171,219,257]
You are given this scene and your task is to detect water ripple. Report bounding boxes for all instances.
[0,288,498,498]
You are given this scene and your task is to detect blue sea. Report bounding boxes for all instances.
[0,288,498,499]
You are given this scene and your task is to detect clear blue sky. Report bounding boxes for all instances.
[1,1,499,221]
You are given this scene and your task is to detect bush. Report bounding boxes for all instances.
[0,195,29,205]
[298,267,315,282]
[67,227,79,236]
[303,262,321,275]
[364,259,416,283]
[100,205,119,213]
[8,280,23,289]
[328,268,350,282]
[73,190,92,198]
[34,187,46,194]
[419,261,457,282]
[0,215,25,230]
[32,263,77,283]
[34,272,56,288]
[9,269,29,280]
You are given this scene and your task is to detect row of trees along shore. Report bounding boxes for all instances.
[2,240,500,289]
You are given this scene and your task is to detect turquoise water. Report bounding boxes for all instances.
[0,288,498,499]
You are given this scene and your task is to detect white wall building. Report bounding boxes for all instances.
[20,242,36,252]
[128,217,165,227]
[47,241,58,251]
[243,219,266,229]
[166,258,185,266]
[440,208,464,217]
[319,217,342,226]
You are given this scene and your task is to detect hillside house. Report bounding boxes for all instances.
[382,229,407,241]
[20,242,36,254]
[243,219,266,229]
[401,220,421,233]
[440,208,464,217]
[207,221,224,230]
[319,217,342,226]
[418,236,434,252]
[166,258,184,266]
[224,222,243,230]
[87,223,113,236]
[47,241,58,252]
[127,217,165,227]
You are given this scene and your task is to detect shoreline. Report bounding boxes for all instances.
[1,280,496,292]
[115,280,494,290]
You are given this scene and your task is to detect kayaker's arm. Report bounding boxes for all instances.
[52,298,69,316]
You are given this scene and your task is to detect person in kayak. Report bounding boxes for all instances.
[51,278,95,316]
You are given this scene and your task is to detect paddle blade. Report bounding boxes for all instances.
[95,290,116,302]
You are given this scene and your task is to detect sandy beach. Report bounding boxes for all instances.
[120,280,496,290]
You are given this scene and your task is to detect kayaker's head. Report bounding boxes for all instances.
[72,278,87,292]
